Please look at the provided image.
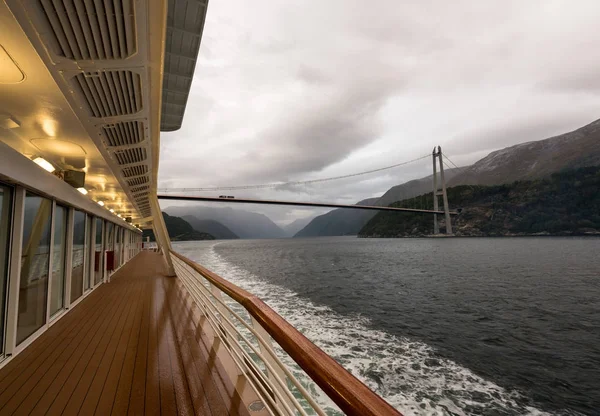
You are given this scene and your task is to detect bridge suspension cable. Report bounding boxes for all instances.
[443,154,463,171]
[159,154,430,193]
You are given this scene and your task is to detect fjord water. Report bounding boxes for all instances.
[173,237,600,415]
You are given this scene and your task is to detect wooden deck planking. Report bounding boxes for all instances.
[0,251,251,416]
[0,282,123,414]
[166,279,231,416]
[125,275,151,416]
[166,284,216,416]
[30,280,133,415]
[0,285,109,388]
[159,280,195,416]
[144,279,161,416]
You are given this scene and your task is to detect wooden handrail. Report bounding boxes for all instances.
[170,250,402,416]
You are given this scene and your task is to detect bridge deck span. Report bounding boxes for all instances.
[157,195,459,215]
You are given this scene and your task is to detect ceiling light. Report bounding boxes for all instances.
[97,201,105,207]
[33,157,55,173]
[109,209,114,213]
[77,187,88,195]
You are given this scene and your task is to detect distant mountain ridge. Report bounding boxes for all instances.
[182,217,239,239]
[448,118,600,186]
[294,170,460,238]
[295,118,600,237]
[376,169,460,207]
[143,213,214,241]
[294,197,379,237]
[282,217,315,237]
[164,205,286,239]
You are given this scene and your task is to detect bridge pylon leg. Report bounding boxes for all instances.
[432,148,439,234]
[432,146,453,235]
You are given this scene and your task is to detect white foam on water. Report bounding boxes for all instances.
[182,242,564,416]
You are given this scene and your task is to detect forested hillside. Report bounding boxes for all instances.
[359,166,600,237]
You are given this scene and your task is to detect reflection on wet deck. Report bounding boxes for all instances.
[0,251,250,415]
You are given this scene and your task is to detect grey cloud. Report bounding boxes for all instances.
[539,70,600,94]
[159,0,600,223]
[297,66,331,85]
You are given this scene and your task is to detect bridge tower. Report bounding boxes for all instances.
[432,146,453,235]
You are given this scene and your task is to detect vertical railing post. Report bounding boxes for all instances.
[251,317,297,411]
[209,283,245,377]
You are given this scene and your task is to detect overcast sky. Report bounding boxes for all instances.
[159,0,600,226]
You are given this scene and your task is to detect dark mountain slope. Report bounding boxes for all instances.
[182,216,239,239]
[376,168,460,207]
[359,166,600,237]
[164,205,285,239]
[143,213,214,241]
[294,197,379,237]
[294,170,460,237]
[448,118,600,186]
[283,217,315,237]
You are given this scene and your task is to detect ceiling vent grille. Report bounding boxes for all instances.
[127,176,148,187]
[130,184,149,194]
[38,0,136,60]
[137,200,150,211]
[102,121,145,147]
[114,147,147,165]
[122,164,148,178]
[73,71,142,117]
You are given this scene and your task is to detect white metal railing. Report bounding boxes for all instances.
[170,253,327,416]
[169,250,401,416]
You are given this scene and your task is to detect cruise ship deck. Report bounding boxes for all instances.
[0,251,249,416]
[0,0,402,413]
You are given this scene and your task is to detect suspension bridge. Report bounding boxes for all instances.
[156,146,462,234]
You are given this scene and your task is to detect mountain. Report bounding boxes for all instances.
[164,205,286,239]
[294,169,460,238]
[376,168,460,207]
[294,198,379,237]
[181,217,239,239]
[448,118,600,186]
[282,217,315,237]
[296,118,600,238]
[359,166,600,237]
[143,213,215,241]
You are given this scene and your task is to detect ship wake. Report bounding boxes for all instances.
[177,242,563,416]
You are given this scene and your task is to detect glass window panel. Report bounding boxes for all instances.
[84,215,93,291]
[0,184,13,353]
[17,192,52,344]
[50,205,67,316]
[71,210,86,302]
[115,227,121,267]
[106,222,114,252]
[94,218,103,285]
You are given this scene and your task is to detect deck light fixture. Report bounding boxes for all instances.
[77,187,88,195]
[33,157,55,173]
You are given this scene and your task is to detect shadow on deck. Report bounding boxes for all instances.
[0,251,251,415]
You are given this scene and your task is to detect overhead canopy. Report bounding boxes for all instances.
[160,0,208,132]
